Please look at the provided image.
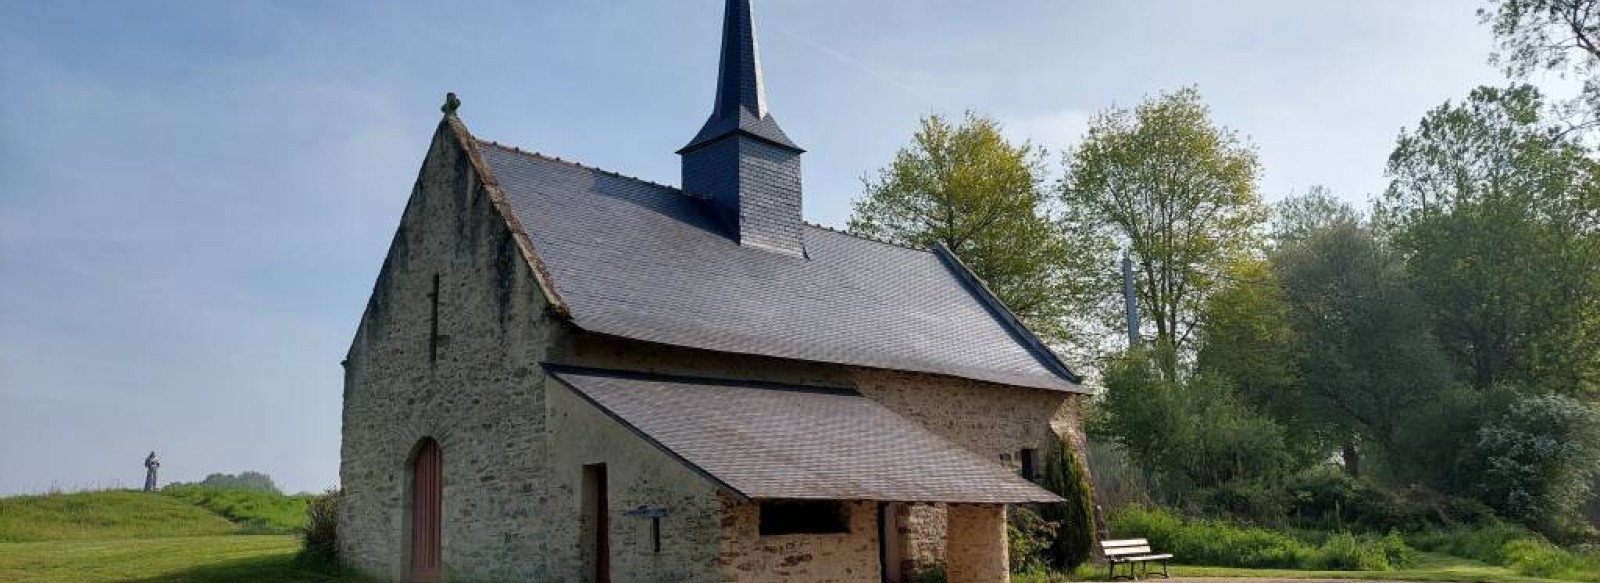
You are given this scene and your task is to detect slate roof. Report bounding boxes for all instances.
[474,140,1084,393]
[548,366,1064,503]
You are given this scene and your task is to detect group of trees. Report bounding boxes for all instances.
[167,471,283,494]
[849,0,1600,540]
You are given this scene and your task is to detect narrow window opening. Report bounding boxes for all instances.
[428,274,441,365]
[759,500,849,535]
[582,464,610,583]
[1020,448,1039,482]
[650,516,661,553]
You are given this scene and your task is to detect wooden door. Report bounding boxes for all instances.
[409,439,442,582]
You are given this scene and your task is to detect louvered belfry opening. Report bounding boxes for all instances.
[408,438,443,583]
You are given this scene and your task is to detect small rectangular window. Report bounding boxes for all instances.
[759,500,849,535]
[1020,448,1039,482]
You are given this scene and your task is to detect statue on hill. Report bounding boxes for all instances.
[143,451,160,491]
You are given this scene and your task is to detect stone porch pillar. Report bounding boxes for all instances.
[945,504,1008,583]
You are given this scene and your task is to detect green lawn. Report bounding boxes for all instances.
[0,490,361,583]
[0,535,365,583]
[1017,552,1587,583]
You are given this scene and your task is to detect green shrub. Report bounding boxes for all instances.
[1287,467,1414,531]
[905,566,947,583]
[1008,506,1057,574]
[1312,531,1413,570]
[1470,393,1600,532]
[1108,505,1416,571]
[298,489,340,568]
[1410,524,1600,582]
[1040,440,1097,570]
[1195,481,1289,522]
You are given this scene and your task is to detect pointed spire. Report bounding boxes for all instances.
[680,0,800,154]
[713,0,767,120]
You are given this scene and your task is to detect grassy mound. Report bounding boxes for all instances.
[0,535,364,583]
[0,490,239,542]
[160,486,312,534]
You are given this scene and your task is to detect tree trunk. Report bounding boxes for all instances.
[1342,441,1361,479]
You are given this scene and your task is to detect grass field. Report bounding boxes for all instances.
[0,535,364,583]
[0,489,366,583]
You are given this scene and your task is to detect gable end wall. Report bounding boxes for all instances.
[339,119,566,582]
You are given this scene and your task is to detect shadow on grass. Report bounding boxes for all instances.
[120,554,371,583]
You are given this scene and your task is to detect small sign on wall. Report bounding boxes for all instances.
[624,506,668,553]
[624,506,669,518]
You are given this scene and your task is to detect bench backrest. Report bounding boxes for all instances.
[1101,538,1152,557]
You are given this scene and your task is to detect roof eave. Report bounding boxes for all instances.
[543,364,753,503]
[932,242,1084,385]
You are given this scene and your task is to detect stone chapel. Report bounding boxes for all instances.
[337,1,1093,582]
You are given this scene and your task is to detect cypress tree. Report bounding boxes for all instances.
[1040,438,1097,570]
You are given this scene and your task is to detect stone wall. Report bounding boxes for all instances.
[716,498,882,583]
[850,369,1086,466]
[946,505,1009,583]
[544,379,725,583]
[850,369,1090,574]
[338,118,563,582]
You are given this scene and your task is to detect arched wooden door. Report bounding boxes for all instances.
[409,439,442,582]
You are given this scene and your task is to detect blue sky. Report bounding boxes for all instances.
[0,1,1512,494]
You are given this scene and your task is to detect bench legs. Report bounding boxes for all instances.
[1109,561,1133,580]
[1142,559,1169,579]
[1108,559,1169,580]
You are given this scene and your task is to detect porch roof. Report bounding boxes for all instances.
[547,365,1063,504]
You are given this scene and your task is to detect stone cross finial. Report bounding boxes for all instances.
[143,451,160,492]
[441,92,461,116]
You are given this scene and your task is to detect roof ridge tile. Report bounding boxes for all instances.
[477,139,688,195]
[804,222,928,252]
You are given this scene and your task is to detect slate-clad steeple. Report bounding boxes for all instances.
[681,0,807,256]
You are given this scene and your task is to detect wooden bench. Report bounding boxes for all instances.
[1101,538,1173,580]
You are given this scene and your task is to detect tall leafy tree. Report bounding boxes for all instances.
[1381,85,1600,396]
[1096,344,1296,498]
[1193,258,1327,472]
[1481,0,1600,132]
[1273,211,1456,479]
[850,112,1098,343]
[1061,87,1267,355]
[1195,258,1298,422]
[1271,185,1361,247]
